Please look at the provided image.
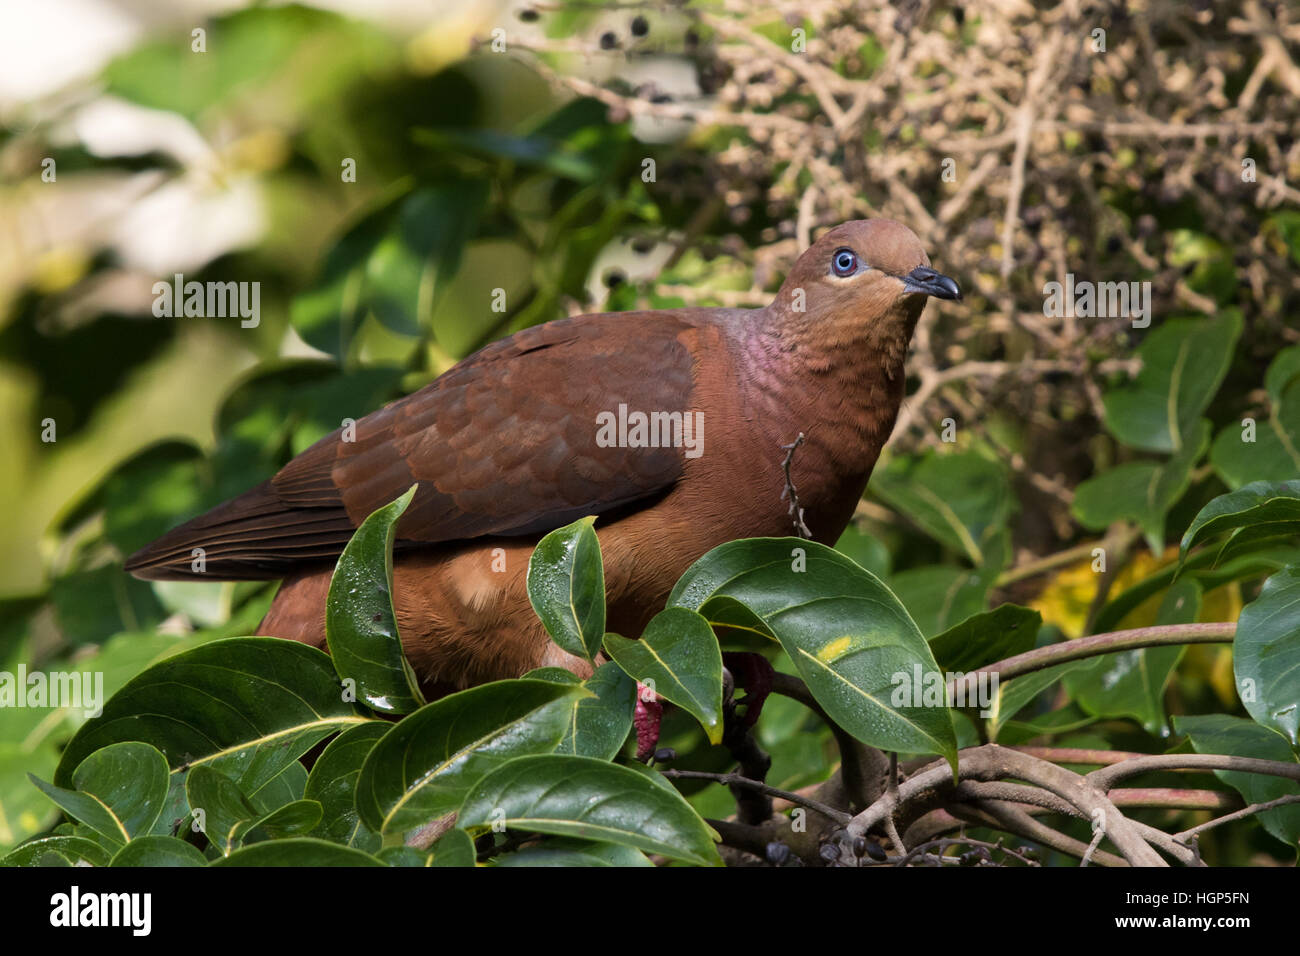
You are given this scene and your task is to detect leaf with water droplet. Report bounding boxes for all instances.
[527,516,605,662]
[326,485,425,715]
[669,538,957,769]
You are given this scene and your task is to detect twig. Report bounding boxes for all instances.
[1175,794,1300,844]
[779,433,812,539]
[661,769,850,824]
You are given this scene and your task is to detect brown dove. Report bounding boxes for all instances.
[126,219,960,693]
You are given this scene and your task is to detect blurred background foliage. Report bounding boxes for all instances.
[0,0,1297,861]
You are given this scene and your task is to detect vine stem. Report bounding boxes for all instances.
[948,622,1236,701]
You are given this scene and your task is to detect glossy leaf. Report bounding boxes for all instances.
[1235,565,1300,744]
[55,638,369,793]
[211,837,384,867]
[1180,480,1300,562]
[604,608,723,744]
[1,836,112,868]
[1175,715,1300,850]
[185,765,260,854]
[988,661,1080,740]
[235,800,323,845]
[304,722,388,850]
[355,679,588,836]
[109,835,208,867]
[28,743,171,848]
[927,605,1041,673]
[459,755,722,866]
[71,742,170,841]
[326,485,425,715]
[247,760,308,815]
[557,662,636,760]
[527,517,606,661]
[377,828,476,867]
[493,837,653,867]
[669,538,957,766]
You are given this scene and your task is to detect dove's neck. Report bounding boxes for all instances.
[734,300,922,543]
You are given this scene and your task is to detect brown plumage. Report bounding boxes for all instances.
[125,219,959,691]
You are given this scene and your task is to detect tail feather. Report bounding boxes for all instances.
[124,480,358,581]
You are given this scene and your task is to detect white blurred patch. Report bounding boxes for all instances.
[584,235,675,308]
[0,0,138,113]
[69,96,213,167]
[111,173,266,276]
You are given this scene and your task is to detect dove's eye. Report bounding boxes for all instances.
[831,248,858,277]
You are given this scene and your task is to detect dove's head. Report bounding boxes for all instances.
[768,218,960,355]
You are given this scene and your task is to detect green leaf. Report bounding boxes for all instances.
[1269,211,1300,268]
[459,755,722,866]
[246,760,308,815]
[71,742,170,841]
[669,538,957,766]
[604,608,723,744]
[109,835,208,867]
[527,517,606,662]
[1102,310,1242,452]
[1175,715,1300,851]
[365,183,488,336]
[988,661,1079,740]
[1095,544,1300,633]
[556,662,636,760]
[928,605,1040,674]
[375,827,476,866]
[427,827,476,867]
[304,722,388,850]
[211,837,385,867]
[289,193,399,360]
[1180,480,1300,563]
[326,485,424,715]
[888,566,990,637]
[26,777,129,847]
[870,450,1012,566]
[493,837,653,867]
[1,836,112,868]
[185,765,260,854]
[1073,419,1210,553]
[1235,565,1300,744]
[55,638,369,793]
[1266,345,1300,404]
[1210,379,1300,489]
[355,679,587,836]
[28,742,170,847]
[1063,577,1201,735]
[235,799,323,845]
[833,525,891,578]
